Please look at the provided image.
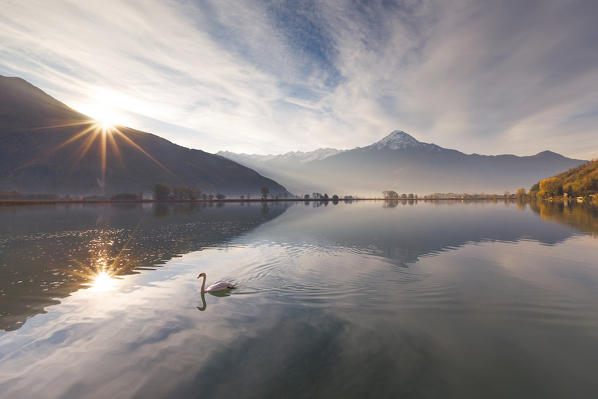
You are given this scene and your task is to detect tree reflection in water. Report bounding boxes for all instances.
[0,202,289,331]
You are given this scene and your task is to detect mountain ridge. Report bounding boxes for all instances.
[0,75,289,196]
[220,130,586,195]
[218,148,343,164]
[221,130,577,160]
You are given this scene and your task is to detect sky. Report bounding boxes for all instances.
[1,0,597,159]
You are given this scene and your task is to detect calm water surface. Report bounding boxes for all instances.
[1,201,598,398]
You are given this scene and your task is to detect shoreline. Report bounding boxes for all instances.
[0,198,523,205]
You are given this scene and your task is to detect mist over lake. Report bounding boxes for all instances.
[1,201,598,398]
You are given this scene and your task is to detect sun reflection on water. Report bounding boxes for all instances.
[79,254,122,293]
[89,271,116,292]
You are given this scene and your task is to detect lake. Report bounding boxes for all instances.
[1,200,598,398]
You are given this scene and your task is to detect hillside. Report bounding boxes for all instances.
[0,76,289,196]
[221,131,586,195]
[532,160,598,198]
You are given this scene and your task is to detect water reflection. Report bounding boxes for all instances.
[197,292,207,311]
[85,271,118,292]
[246,201,590,267]
[196,291,233,311]
[2,201,597,332]
[530,200,598,236]
[0,202,289,330]
[1,201,598,399]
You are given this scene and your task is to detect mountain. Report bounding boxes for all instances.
[217,148,343,194]
[531,159,598,198]
[220,130,586,195]
[0,76,289,196]
[219,148,342,165]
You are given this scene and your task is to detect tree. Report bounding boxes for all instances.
[189,187,200,200]
[154,184,171,201]
[261,187,270,199]
[516,188,526,200]
[529,183,540,199]
[173,186,187,200]
[332,194,339,201]
[216,193,226,200]
[539,177,563,198]
[304,194,310,199]
[382,190,398,200]
[172,186,200,200]
[563,185,573,198]
[111,193,139,200]
[408,193,414,199]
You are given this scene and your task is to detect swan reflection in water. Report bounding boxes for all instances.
[197,290,233,311]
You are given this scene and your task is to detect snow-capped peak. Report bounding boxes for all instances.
[366,130,439,151]
[372,130,423,150]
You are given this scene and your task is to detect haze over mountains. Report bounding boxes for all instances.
[0,76,288,196]
[0,75,586,198]
[219,131,586,195]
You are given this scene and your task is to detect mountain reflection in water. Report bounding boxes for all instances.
[1,201,598,399]
[0,202,289,331]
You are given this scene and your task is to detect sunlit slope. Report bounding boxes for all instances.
[533,160,598,197]
[0,76,288,196]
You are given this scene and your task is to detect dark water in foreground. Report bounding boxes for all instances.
[1,201,598,398]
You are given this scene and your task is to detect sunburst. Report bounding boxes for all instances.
[18,117,175,189]
[72,227,141,293]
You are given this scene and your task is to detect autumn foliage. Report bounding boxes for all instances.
[532,160,598,198]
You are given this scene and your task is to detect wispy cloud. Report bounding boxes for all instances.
[1,0,597,158]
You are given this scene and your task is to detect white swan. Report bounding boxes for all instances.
[197,272,236,293]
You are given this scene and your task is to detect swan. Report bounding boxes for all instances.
[197,272,236,293]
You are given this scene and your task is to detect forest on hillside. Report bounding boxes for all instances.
[531,160,598,198]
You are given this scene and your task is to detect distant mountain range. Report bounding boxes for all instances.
[0,76,289,196]
[219,131,586,195]
[2,75,585,197]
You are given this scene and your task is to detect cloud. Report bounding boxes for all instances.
[0,0,597,158]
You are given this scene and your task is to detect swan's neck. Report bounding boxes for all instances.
[200,275,206,293]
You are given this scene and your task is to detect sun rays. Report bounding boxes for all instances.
[19,117,175,188]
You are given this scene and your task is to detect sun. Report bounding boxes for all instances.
[98,118,115,130]
[92,108,119,130]
[75,95,124,130]
[29,90,175,188]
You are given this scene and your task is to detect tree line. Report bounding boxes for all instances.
[154,184,276,201]
[154,184,218,201]
[530,160,598,199]
[383,191,417,200]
